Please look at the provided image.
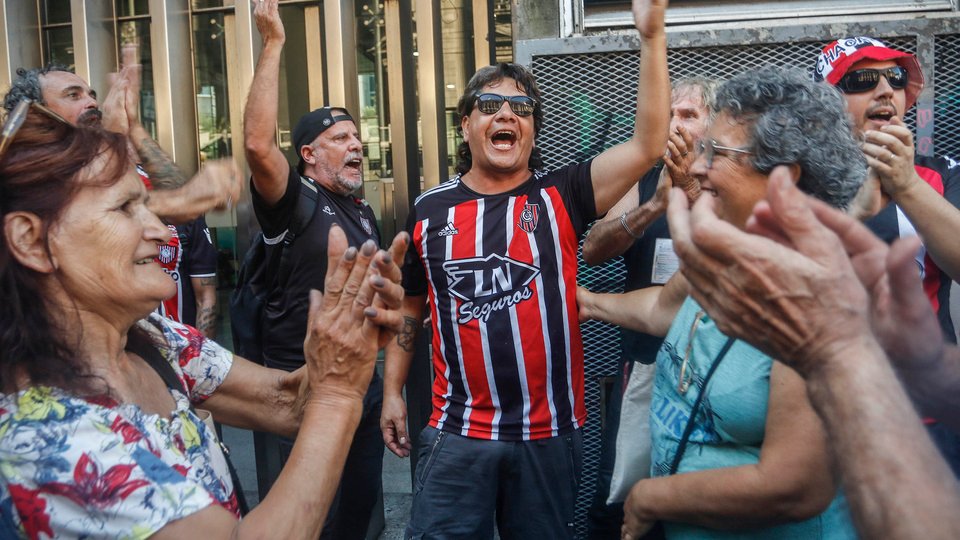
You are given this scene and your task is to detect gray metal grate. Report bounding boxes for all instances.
[935,34,960,159]
[532,33,943,537]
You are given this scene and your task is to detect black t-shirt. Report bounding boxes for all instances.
[620,164,674,364]
[252,165,381,371]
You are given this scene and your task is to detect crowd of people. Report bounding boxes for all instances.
[2,0,960,538]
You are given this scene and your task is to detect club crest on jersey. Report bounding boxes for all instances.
[443,254,541,324]
[518,203,539,233]
[360,215,373,235]
[158,244,177,265]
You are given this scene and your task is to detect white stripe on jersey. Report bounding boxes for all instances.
[441,207,475,436]
[422,217,452,432]
[414,176,461,206]
[476,199,502,440]
[506,195,533,440]
[542,188,578,431]
[529,194,559,437]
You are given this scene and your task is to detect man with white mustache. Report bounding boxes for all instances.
[243,1,384,538]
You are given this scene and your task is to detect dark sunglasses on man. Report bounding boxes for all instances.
[473,93,537,117]
[836,66,909,94]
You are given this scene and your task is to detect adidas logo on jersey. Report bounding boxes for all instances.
[438,222,459,237]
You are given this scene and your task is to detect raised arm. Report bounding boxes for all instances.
[590,0,670,215]
[243,0,291,207]
[380,294,427,458]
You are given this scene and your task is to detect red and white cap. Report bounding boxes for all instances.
[813,36,924,110]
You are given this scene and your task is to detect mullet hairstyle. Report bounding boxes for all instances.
[455,63,544,175]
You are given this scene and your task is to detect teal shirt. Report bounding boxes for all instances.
[649,297,856,539]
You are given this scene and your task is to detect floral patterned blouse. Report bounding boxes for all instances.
[0,313,237,539]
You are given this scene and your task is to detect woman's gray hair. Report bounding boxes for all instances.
[714,66,865,209]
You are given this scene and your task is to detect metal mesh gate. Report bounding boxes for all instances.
[935,34,960,159]
[529,31,958,537]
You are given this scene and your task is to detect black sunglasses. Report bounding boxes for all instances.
[473,93,536,117]
[837,66,909,94]
[0,99,70,159]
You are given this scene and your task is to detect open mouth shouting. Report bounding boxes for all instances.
[491,130,518,150]
[345,156,363,172]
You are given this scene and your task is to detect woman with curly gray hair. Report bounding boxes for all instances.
[578,66,862,539]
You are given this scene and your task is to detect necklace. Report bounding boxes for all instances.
[678,310,707,394]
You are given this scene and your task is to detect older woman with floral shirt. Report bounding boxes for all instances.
[0,103,407,538]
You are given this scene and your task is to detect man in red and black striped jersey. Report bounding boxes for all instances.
[815,37,960,475]
[380,0,671,537]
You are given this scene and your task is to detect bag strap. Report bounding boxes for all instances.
[275,176,321,286]
[126,329,252,515]
[668,336,736,475]
[126,329,187,395]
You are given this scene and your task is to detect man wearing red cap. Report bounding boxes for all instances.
[815,36,960,474]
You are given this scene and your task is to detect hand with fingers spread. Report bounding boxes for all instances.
[861,116,920,198]
[664,124,700,204]
[304,228,396,400]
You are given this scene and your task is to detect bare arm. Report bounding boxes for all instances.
[582,180,643,265]
[590,0,670,215]
[576,270,688,337]
[623,362,837,535]
[191,275,218,338]
[805,335,960,539]
[131,124,189,189]
[380,294,427,458]
[146,160,243,224]
[243,0,291,207]
[202,358,304,438]
[864,118,960,281]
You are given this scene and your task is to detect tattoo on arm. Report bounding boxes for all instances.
[136,135,188,190]
[397,316,419,352]
[196,306,217,338]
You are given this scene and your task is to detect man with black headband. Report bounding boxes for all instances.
[243,1,383,538]
[815,36,960,475]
